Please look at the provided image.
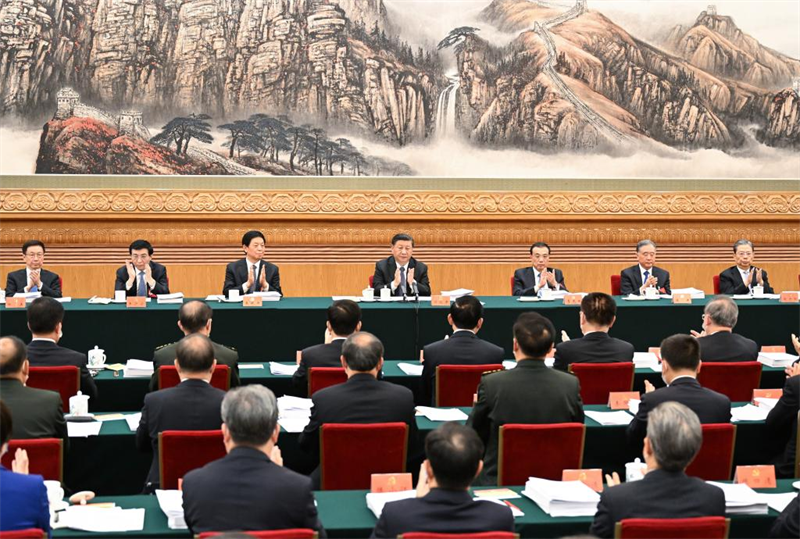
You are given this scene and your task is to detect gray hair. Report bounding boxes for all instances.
[733,239,753,253]
[704,296,738,328]
[646,401,702,472]
[221,385,278,447]
[342,331,384,372]
[636,239,657,252]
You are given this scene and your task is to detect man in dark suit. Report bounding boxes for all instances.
[372,423,514,538]
[512,241,568,296]
[136,334,226,491]
[299,332,418,488]
[150,301,239,392]
[292,299,362,396]
[620,239,671,295]
[770,493,799,538]
[627,334,731,450]
[766,362,799,478]
[719,239,774,295]
[420,296,504,405]
[25,297,97,401]
[467,312,584,485]
[0,336,67,446]
[372,233,431,297]
[691,296,758,361]
[4,240,62,298]
[223,230,282,296]
[114,239,170,297]
[182,385,325,536]
[591,402,725,538]
[554,292,634,371]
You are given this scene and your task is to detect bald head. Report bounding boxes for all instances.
[341,331,384,372]
[0,336,27,377]
[178,301,213,334]
[175,333,215,373]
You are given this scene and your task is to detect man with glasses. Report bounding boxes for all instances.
[5,240,62,297]
[718,239,774,295]
[115,239,170,297]
[620,239,671,296]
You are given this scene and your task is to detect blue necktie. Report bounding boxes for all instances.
[137,271,146,296]
[398,267,407,296]
[643,270,650,292]
[29,284,38,293]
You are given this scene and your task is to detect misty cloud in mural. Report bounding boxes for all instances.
[0,0,798,176]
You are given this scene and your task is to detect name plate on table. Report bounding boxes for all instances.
[609,392,640,410]
[243,296,263,307]
[563,294,582,305]
[734,465,776,488]
[672,293,692,304]
[780,292,799,303]
[126,297,146,308]
[5,297,26,308]
[753,389,783,402]
[648,347,661,361]
[371,473,412,493]
[431,295,449,306]
[562,469,603,492]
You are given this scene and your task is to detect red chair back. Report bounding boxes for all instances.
[761,345,786,353]
[400,534,519,539]
[611,275,621,296]
[0,530,47,539]
[198,531,318,538]
[321,423,408,490]
[158,430,226,489]
[713,275,720,295]
[616,516,730,539]
[0,439,63,482]
[509,276,515,295]
[435,364,504,407]
[568,362,635,405]
[498,423,585,485]
[27,366,79,413]
[309,367,347,396]
[369,275,374,288]
[157,365,231,391]
[697,362,762,402]
[685,424,736,480]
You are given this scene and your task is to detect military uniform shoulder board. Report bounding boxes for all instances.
[155,342,176,351]
[482,368,504,376]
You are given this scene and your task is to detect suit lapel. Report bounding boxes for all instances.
[731,267,747,290]
[387,257,397,283]
[632,267,643,290]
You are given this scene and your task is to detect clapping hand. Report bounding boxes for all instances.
[408,267,415,286]
[545,271,558,287]
[605,471,621,487]
[11,448,29,474]
[755,268,764,286]
[270,445,283,466]
[561,330,570,342]
[785,362,800,379]
[415,462,431,498]
[644,380,656,393]
[125,259,136,280]
[246,265,255,289]
[743,269,754,287]
[690,329,706,338]
[259,268,268,291]
[392,268,401,288]
[791,334,800,355]
[29,269,42,289]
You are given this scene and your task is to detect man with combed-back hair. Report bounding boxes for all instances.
[223,230,282,296]
[718,239,774,295]
[691,296,758,361]
[619,239,671,296]
[372,233,431,297]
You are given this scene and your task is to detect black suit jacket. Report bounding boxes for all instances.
[135,379,225,488]
[553,331,635,372]
[697,331,759,362]
[589,469,726,538]
[223,259,282,296]
[372,257,431,297]
[718,266,774,295]
[5,268,62,298]
[182,446,325,536]
[620,265,671,295]
[114,261,169,297]
[0,379,67,448]
[770,493,799,538]
[292,339,345,397]
[371,488,514,538]
[766,375,799,478]
[26,340,98,402]
[420,331,505,406]
[627,377,731,449]
[466,359,584,485]
[149,339,240,392]
[512,267,568,296]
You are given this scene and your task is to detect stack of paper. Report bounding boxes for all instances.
[277,396,313,433]
[365,490,416,518]
[585,410,634,426]
[758,353,798,368]
[731,404,769,422]
[155,490,187,530]
[88,296,112,305]
[517,297,540,302]
[441,289,474,298]
[248,291,282,301]
[760,492,796,513]
[397,363,424,376]
[269,362,299,376]
[54,297,72,303]
[205,295,243,303]
[331,296,362,302]
[633,352,659,366]
[415,407,469,421]
[753,398,779,411]
[157,293,185,304]
[502,360,517,370]
[708,482,769,514]
[125,413,142,432]
[56,506,145,532]
[123,360,154,378]
[13,292,42,300]
[67,422,103,438]
[663,288,706,299]
[522,478,600,517]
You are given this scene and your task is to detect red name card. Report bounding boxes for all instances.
[243,296,263,307]
[5,297,26,309]
[753,389,783,403]
[760,346,786,353]
[672,293,692,304]
[562,469,603,492]
[563,294,583,305]
[780,292,799,303]
[126,296,146,308]
[431,295,449,306]
[371,473,413,493]
[608,391,640,410]
[734,465,776,489]
[648,347,661,361]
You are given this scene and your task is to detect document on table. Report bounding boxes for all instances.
[522,478,599,517]
[157,293,185,304]
[397,362,424,376]
[628,399,640,415]
[239,363,265,369]
[415,406,469,421]
[277,396,313,413]
[760,492,796,513]
[94,413,126,422]
[155,489,187,530]
[632,352,659,365]
[478,497,525,517]
[366,490,416,518]
[731,404,769,422]
[758,352,799,368]
[269,362,299,376]
[502,360,517,370]
[67,422,103,437]
[125,413,142,431]
[584,410,634,426]
[123,359,154,378]
[280,416,311,433]
[441,288,474,298]
[753,398,779,411]
[57,506,145,532]
[707,482,768,514]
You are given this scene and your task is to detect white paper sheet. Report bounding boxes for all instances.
[269,362,299,376]
[632,352,659,365]
[238,363,265,369]
[758,352,798,367]
[125,412,142,431]
[753,398,779,411]
[522,478,599,517]
[760,492,796,513]
[59,506,145,532]
[441,288,474,298]
[628,399,641,415]
[365,490,416,518]
[707,481,769,514]
[731,404,769,423]
[280,416,311,433]
[123,359,154,378]
[478,497,525,517]
[584,410,634,426]
[67,422,102,437]
[415,406,469,421]
[502,360,517,370]
[155,490,187,530]
[277,396,313,412]
[397,362,424,376]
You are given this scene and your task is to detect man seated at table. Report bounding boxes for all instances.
[182,385,325,535]
[114,239,170,297]
[719,239,774,295]
[25,297,97,400]
[5,240,62,298]
[420,296,504,405]
[150,301,239,392]
[223,230,282,296]
[590,402,725,538]
[372,233,431,297]
[627,334,731,450]
[553,292,634,372]
[512,241,568,296]
[619,239,671,296]
[467,312,584,485]
[0,401,51,538]
[0,336,67,446]
[137,334,226,492]
[690,296,758,361]
[372,423,514,538]
[292,299,362,397]
[766,359,800,479]
[299,332,417,488]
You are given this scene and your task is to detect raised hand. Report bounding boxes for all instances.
[259,267,268,291]
[11,448,29,474]
[408,267,416,285]
[644,380,656,393]
[392,268,401,288]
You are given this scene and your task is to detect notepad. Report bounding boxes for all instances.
[277,396,313,413]
[632,352,659,365]
[94,414,126,422]
[415,407,469,421]
[473,488,521,500]
[441,289,474,298]
[67,422,102,437]
[584,410,634,426]
[731,404,769,423]
[397,363,424,376]
[365,490,416,518]
[269,362,299,376]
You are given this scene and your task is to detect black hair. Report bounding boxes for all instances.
[27,297,64,334]
[513,312,555,358]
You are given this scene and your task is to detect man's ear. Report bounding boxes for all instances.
[21,359,30,377]
[608,315,617,329]
[356,321,362,332]
[177,321,184,333]
[271,423,280,443]
[340,355,347,369]
[475,318,484,331]
[474,460,484,480]
[643,437,653,458]
[221,423,232,445]
[206,319,212,333]
[695,360,702,374]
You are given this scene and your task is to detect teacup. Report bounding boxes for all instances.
[88,346,106,368]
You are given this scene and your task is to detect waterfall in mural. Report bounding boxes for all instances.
[435,72,460,139]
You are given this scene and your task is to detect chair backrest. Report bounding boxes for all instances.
[611,275,621,296]
[158,430,226,489]
[400,533,519,539]
[157,365,231,391]
[0,530,48,539]
[27,366,79,413]
[435,364,504,407]
[696,362,762,402]
[309,367,347,396]
[712,275,720,295]
[685,424,736,480]
[369,275,374,288]
[198,531,319,539]
[320,423,408,490]
[498,423,585,485]
[568,362,635,405]
[509,276,515,295]
[0,439,63,482]
[615,517,730,539]
[761,345,786,353]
